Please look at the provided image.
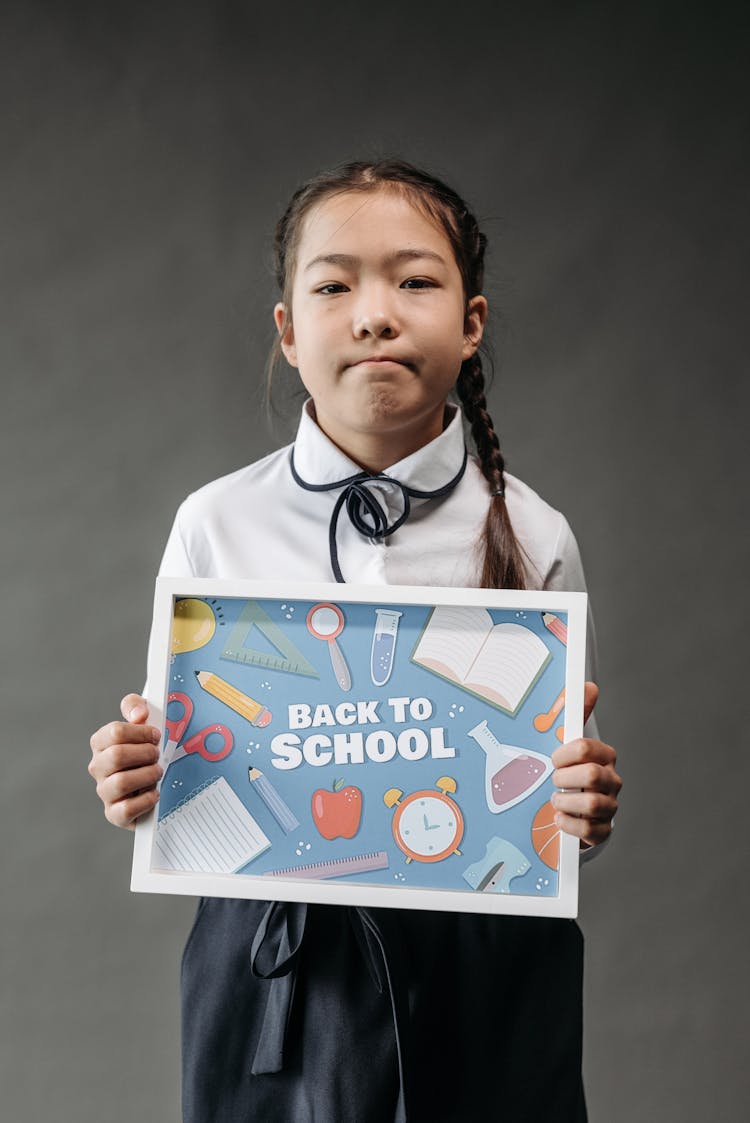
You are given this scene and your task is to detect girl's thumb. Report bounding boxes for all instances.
[582,681,599,725]
[121,693,148,723]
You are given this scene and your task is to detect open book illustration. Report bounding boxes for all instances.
[410,606,551,715]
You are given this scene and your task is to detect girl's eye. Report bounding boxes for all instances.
[401,278,436,290]
[316,283,349,295]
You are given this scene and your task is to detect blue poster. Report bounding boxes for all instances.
[133,580,586,916]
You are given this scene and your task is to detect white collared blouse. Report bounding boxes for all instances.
[158,402,596,610]
[151,401,602,863]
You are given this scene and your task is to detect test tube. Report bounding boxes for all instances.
[370,609,403,686]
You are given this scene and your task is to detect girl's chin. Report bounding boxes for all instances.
[320,391,446,439]
[347,386,442,432]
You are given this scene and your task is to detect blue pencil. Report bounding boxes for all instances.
[248,767,300,833]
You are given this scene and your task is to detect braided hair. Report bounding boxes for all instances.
[455,352,528,589]
[267,158,528,590]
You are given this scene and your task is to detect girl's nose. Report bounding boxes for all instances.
[352,295,400,339]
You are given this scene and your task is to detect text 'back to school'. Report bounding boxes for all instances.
[270,695,456,771]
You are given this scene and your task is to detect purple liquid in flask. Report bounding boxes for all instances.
[491,755,545,808]
[468,719,552,813]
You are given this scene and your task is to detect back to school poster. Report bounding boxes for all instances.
[132,579,587,917]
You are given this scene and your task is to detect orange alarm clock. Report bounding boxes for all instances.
[383,776,464,863]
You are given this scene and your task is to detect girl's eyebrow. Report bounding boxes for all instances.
[303,248,447,272]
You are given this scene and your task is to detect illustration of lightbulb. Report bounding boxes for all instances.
[171,598,216,656]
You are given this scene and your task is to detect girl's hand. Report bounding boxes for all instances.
[88,694,163,830]
[550,682,621,849]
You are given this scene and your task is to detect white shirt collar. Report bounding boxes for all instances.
[291,399,467,491]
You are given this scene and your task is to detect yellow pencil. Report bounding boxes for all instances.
[195,670,272,728]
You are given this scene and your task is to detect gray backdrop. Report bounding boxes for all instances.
[2,2,748,1120]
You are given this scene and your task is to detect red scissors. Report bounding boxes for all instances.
[161,692,234,776]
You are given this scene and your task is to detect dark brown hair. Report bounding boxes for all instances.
[267,158,528,590]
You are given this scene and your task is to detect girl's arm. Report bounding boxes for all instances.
[544,517,621,849]
[550,681,621,848]
[87,506,194,829]
[88,694,162,830]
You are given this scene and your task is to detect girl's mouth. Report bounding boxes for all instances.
[347,355,415,371]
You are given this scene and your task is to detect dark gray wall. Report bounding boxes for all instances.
[2,2,748,1120]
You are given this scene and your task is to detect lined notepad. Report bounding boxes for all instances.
[153,776,270,874]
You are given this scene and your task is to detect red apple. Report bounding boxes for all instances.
[311,779,362,839]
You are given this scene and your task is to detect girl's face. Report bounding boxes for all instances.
[274,189,487,470]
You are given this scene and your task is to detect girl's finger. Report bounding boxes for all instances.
[551,790,618,821]
[121,693,148,722]
[88,740,161,782]
[551,738,617,770]
[104,788,161,831]
[554,809,613,846]
[552,761,622,795]
[96,763,163,806]
[90,720,161,755]
[582,681,599,726]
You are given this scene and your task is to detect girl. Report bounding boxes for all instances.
[88,159,621,1123]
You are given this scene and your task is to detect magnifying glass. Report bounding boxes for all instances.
[306,602,351,691]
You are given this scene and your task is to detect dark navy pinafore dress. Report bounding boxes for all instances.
[181,899,586,1122]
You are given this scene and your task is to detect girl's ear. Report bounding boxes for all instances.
[274,302,298,367]
[462,295,488,360]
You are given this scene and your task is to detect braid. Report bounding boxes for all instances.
[456,354,528,590]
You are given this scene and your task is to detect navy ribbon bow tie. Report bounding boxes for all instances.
[289,445,468,583]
